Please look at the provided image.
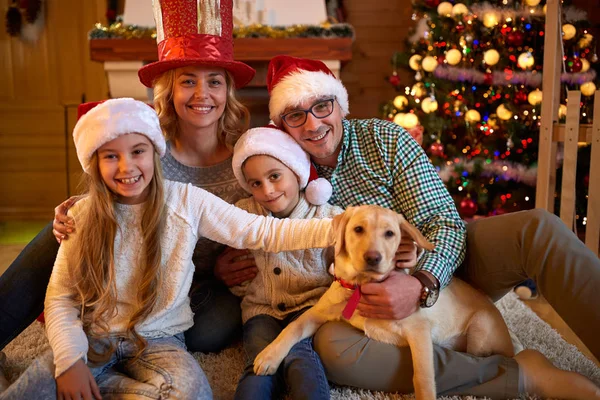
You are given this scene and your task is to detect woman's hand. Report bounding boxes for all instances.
[53,196,83,244]
[394,235,418,269]
[56,358,102,400]
[214,247,258,287]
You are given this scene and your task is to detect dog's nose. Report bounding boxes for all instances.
[364,251,382,267]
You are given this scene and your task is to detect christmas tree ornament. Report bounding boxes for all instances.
[580,81,597,97]
[424,0,441,8]
[482,12,499,28]
[451,3,469,16]
[483,72,493,85]
[400,113,420,129]
[497,104,513,120]
[527,89,543,105]
[517,52,535,69]
[459,196,478,218]
[506,30,525,47]
[446,49,462,65]
[421,97,439,113]
[393,95,409,110]
[569,57,583,73]
[465,109,481,122]
[388,74,401,86]
[581,58,590,72]
[437,2,453,17]
[422,55,438,72]
[393,113,406,126]
[429,141,445,157]
[592,53,599,63]
[558,104,567,119]
[411,82,426,97]
[562,24,576,41]
[409,54,422,71]
[578,33,593,48]
[524,0,541,6]
[483,49,500,66]
[514,90,528,105]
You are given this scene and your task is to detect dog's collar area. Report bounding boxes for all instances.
[335,276,361,319]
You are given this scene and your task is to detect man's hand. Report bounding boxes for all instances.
[56,358,101,400]
[394,235,418,269]
[357,270,422,320]
[53,196,84,244]
[214,247,258,287]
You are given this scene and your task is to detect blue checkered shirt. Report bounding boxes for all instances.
[315,118,466,288]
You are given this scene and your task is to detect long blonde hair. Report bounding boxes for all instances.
[70,152,166,363]
[153,68,250,149]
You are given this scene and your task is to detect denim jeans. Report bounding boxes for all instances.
[234,312,329,400]
[0,222,57,350]
[0,334,211,399]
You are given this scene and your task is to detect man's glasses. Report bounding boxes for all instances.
[281,99,335,128]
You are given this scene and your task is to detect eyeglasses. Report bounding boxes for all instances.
[281,99,335,128]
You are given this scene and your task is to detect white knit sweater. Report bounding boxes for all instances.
[232,195,343,323]
[45,180,333,378]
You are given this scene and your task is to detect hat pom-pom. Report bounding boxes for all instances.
[305,177,332,205]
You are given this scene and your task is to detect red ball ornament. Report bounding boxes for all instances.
[514,91,528,105]
[424,0,441,7]
[506,31,525,47]
[429,141,444,157]
[389,74,400,86]
[483,73,493,86]
[456,23,465,33]
[459,197,478,218]
[570,58,583,73]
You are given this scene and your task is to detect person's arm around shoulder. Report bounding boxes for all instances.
[52,195,86,243]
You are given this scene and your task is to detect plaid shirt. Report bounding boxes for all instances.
[315,118,466,288]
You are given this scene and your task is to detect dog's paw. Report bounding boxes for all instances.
[253,347,284,376]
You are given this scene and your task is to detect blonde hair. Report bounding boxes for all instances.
[70,152,166,363]
[153,68,250,149]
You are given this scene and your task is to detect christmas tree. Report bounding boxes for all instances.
[383,0,598,222]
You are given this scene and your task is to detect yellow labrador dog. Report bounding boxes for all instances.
[253,205,514,400]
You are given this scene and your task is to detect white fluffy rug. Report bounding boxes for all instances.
[3,293,599,399]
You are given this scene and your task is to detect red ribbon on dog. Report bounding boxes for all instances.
[336,277,361,320]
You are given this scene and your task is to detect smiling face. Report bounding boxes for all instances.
[97,133,155,205]
[242,155,301,218]
[281,97,344,167]
[172,65,228,134]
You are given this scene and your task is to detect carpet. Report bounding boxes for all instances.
[3,293,599,399]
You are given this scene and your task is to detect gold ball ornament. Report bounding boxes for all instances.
[517,52,535,69]
[527,89,543,105]
[400,113,420,129]
[581,58,590,73]
[452,3,469,16]
[562,24,576,41]
[483,49,500,66]
[496,104,513,120]
[409,54,423,71]
[437,2,453,17]
[525,0,541,6]
[558,104,567,119]
[579,33,594,48]
[393,113,406,126]
[421,97,439,113]
[421,56,438,72]
[465,109,481,123]
[581,82,597,97]
[393,95,409,110]
[411,83,426,97]
[482,12,499,28]
[446,49,463,65]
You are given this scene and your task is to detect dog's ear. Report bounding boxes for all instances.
[397,214,435,251]
[333,207,356,257]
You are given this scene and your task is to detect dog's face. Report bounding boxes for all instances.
[333,205,434,284]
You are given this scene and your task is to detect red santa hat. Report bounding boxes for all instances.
[73,98,166,174]
[267,55,349,126]
[232,125,332,206]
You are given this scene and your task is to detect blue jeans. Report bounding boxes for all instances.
[234,311,329,400]
[0,335,211,399]
[0,221,242,354]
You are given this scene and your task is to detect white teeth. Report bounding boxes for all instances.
[119,176,140,184]
[309,131,327,141]
[190,106,212,112]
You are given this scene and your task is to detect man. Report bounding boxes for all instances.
[263,55,600,398]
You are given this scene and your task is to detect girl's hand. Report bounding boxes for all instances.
[53,196,83,244]
[56,358,101,400]
[394,235,418,269]
[214,247,257,287]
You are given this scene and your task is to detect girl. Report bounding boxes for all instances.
[0,98,334,400]
[229,126,342,400]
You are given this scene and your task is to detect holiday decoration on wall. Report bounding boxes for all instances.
[4,0,45,43]
[382,0,599,225]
